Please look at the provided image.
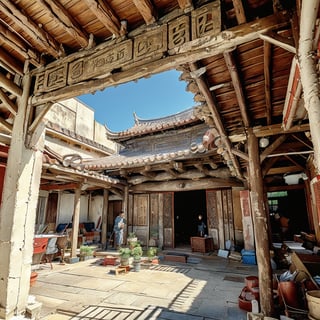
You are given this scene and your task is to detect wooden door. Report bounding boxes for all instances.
[206,189,235,250]
[163,192,174,248]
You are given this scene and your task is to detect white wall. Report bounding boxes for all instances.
[57,193,89,224]
[89,195,104,228]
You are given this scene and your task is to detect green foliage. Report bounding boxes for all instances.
[131,245,143,258]
[128,232,136,239]
[147,247,158,259]
[80,246,93,256]
[119,247,131,258]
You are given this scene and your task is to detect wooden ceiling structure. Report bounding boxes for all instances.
[0,0,315,192]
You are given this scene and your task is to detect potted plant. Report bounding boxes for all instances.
[147,247,158,264]
[119,247,131,266]
[79,245,93,261]
[131,244,143,271]
[127,232,138,249]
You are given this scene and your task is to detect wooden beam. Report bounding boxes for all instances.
[260,135,287,163]
[283,155,305,171]
[0,89,18,116]
[39,0,89,48]
[0,73,22,97]
[189,62,243,179]
[266,165,301,175]
[224,50,250,128]
[130,177,243,192]
[40,182,79,191]
[0,0,62,58]
[0,116,13,132]
[229,123,310,142]
[260,31,296,53]
[264,41,272,125]
[231,148,249,161]
[85,0,121,36]
[232,0,246,24]
[132,0,157,24]
[170,161,185,173]
[128,167,234,185]
[28,103,52,134]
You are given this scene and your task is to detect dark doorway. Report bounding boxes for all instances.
[174,190,206,246]
[268,188,310,242]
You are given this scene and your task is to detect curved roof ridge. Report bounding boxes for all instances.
[106,106,201,142]
[134,107,195,125]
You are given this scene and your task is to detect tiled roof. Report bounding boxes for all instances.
[42,147,120,185]
[82,142,209,170]
[105,107,201,142]
[46,121,115,154]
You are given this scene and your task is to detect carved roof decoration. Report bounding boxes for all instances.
[105,107,201,142]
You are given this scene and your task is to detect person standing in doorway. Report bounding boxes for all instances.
[197,214,206,237]
[114,211,126,250]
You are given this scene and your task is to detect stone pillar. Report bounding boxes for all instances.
[0,74,45,319]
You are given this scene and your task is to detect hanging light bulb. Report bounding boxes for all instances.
[259,137,269,148]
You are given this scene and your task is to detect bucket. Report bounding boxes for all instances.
[245,276,259,290]
[278,281,300,309]
[306,290,320,320]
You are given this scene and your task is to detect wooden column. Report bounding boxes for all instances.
[101,189,109,249]
[298,0,320,174]
[123,186,129,238]
[70,187,81,259]
[0,74,45,319]
[247,128,273,316]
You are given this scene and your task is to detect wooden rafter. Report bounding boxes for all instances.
[0,73,22,97]
[132,0,157,24]
[283,155,305,171]
[0,89,17,116]
[0,116,13,132]
[0,0,62,58]
[0,24,40,67]
[39,0,89,48]
[0,47,24,75]
[224,50,250,128]
[84,0,121,36]
[264,41,272,125]
[232,0,246,24]
[189,62,243,179]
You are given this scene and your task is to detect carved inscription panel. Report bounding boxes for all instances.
[68,40,133,84]
[33,1,221,95]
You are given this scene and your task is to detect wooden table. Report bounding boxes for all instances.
[190,236,214,253]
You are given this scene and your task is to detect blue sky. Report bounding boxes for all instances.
[78,70,195,132]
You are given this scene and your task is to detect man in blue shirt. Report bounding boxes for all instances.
[114,211,126,250]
